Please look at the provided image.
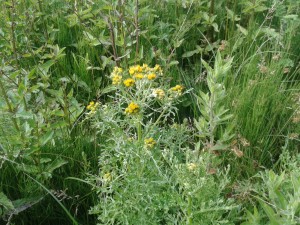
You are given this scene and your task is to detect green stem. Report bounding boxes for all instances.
[135,0,139,62]
[209,92,215,146]
[152,107,168,128]
[187,195,192,225]
[137,114,142,142]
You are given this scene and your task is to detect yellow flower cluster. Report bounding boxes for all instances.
[147,73,156,80]
[123,78,135,87]
[87,101,100,113]
[144,137,156,149]
[152,88,165,100]
[110,64,162,86]
[128,64,162,81]
[112,75,122,85]
[129,65,143,75]
[111,66,123,85]
[134,73,144,79]
[170,85,184,95]
[125,102,139,114]
[187,163,197,171]
[103,172,112,182]
[153,64,162,73]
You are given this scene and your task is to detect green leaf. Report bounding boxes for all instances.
[0,192,14,211]
[45,158,67,174]
[283,14,298,20]
[15,110,34,120]
[182,49,200,58]
[211,143,229,151]
[40,131,54,146]
[169,61,179,66]
[9,195,44,216]
[40,60,55,75]
[100,86,117,95]
[259,199,282,225]
[236,24,248,36]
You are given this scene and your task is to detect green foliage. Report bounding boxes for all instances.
[0,0,299,224]
[85,64,239,224]
[242,152,300,225]
[194,51,234,153]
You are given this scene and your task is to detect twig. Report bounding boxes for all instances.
[106,16,120,66]
[135,0,139,62]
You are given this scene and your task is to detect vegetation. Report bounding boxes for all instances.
[0,0,299,224]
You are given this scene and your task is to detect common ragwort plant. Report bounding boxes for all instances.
[84,63,239,224]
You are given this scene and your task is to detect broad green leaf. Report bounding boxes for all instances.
[0,192,14,211]
[100,86,117,95]
[45,158,67,174]
[182,49,200,58]
[40,130,54,146]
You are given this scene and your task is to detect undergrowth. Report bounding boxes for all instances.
[0,0,299,224]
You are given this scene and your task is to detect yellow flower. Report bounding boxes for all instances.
[123,78,135,87]
[152,89,165,99]
[86,101,95,110]
[153,64,162,73]
[113,66,123,74]
[87,101,100,113]
[103,172,112,182]
[142,63,150,71]
[129,66,135,75]
[147,73,156,80]
[112,74,122,85]
[137,65,143,72]
[125,102,139,115]
[134,73,144,79]
[170,85,184,95]
[144,137,156,149]
[187,163,197,171]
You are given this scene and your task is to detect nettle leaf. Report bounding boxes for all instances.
[0,192,14,211]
